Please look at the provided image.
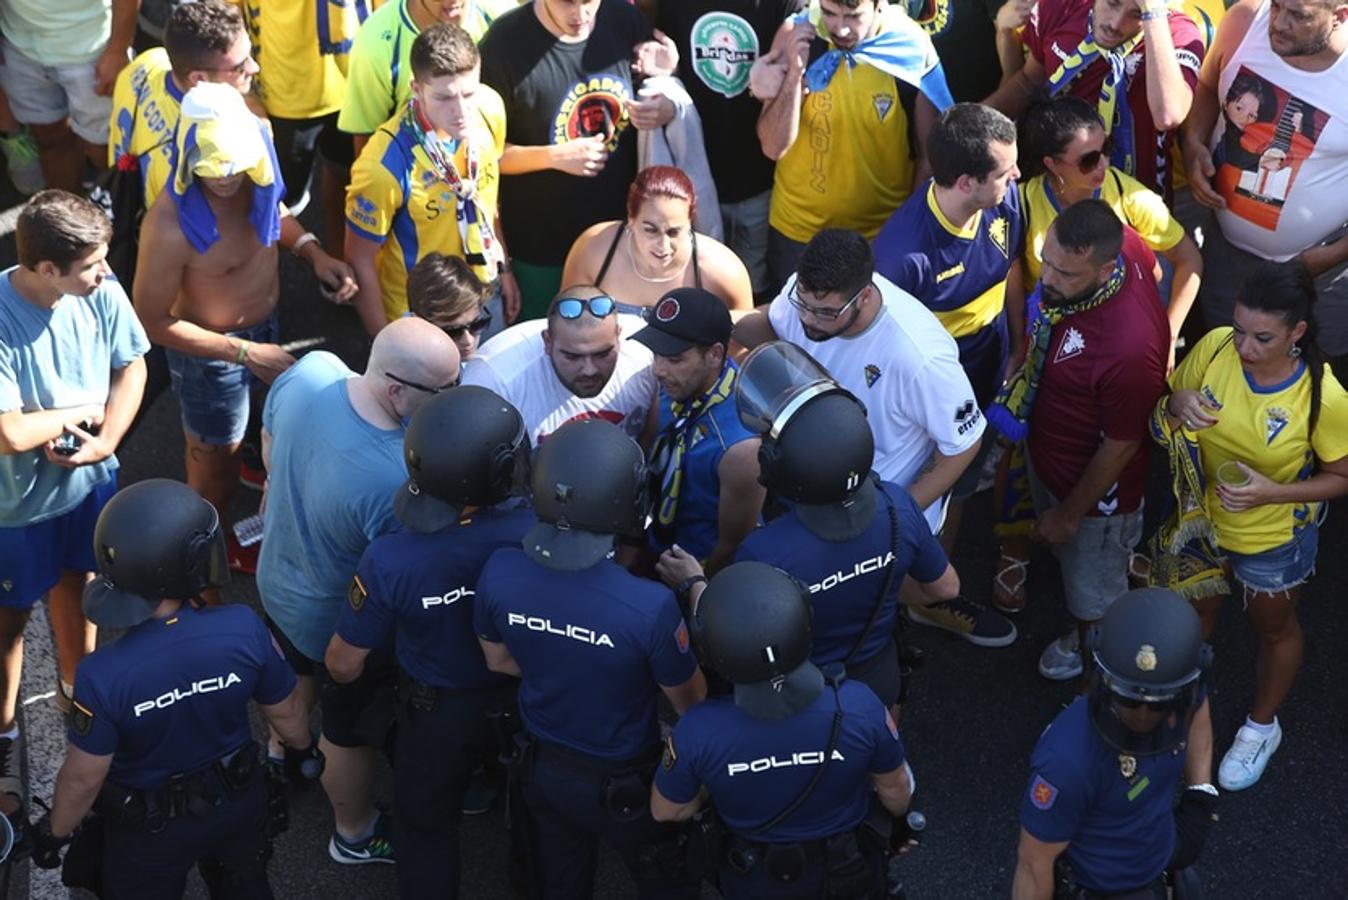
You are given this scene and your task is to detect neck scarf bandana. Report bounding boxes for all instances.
[404,97,503,283]
[986,257,1127,442]
[651,361,739,536]
[1047,12,1144,176]
[799,3,954,112]
[1147,398,1229,599]
[170,83,284,254]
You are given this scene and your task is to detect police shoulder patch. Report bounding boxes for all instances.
[348,574,368,612]
[673,620,690,655]
[1029,773,1058,810]
[661,735,678,772]
[68,700,94,737]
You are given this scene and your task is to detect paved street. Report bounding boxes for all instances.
[4,198,1346,899]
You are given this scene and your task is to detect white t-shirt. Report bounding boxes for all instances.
[768,275,984,531]
[462,314,657,446]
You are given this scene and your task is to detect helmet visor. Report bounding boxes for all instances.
[735,341,843,437]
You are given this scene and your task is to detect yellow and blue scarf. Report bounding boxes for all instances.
[1147,399,1229,599]
[1047,13,1143,176]
[170,83,284,254]
[798,2,954,112]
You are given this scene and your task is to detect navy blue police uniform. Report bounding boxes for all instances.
[735,481,948,705]
[656,678,906,899]
[67,603,297,899]
[334,507,535,898]
[1021,696,1187,895]
[473,548,700,898]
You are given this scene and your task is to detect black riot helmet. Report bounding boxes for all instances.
[694,561,824,720]
[736,343,876,541]
[524,418,649,571]
[1087,588,1210,756]
[393,386,531,533]
[83,479,229,628]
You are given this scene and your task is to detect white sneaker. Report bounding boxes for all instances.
[1037,632,1082,681]
[1218,719,1282,791]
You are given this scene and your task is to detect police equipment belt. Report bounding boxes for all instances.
[1054,857,1167,900]
[96,742,260,831]
[527,735,661,822]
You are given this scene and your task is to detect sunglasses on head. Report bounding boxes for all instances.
[386,371,460,394]
[444,307,492,341]
[551,295,617,320]
[1063,134,1113,175]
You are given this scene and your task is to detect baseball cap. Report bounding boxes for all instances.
[632,287,732,356]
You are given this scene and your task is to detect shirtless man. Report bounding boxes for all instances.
[134,82,356,530]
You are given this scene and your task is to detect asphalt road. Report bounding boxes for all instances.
[4,191,1346,900]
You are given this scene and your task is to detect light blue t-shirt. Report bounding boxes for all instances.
[257,351,405,662]
[0,269,148,526]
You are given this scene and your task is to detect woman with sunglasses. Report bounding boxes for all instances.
[407,252,497,361]
[1160,262,1348,791]
[562,165,754,313]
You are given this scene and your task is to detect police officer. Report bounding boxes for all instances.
[657,346,960,709]
[473,418,706,899]
[31,479,321,898]
[324,387,534,899]
[1013,588,1219,900]
[651,561,914,899]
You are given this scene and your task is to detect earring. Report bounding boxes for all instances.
[1289,344,1302,358]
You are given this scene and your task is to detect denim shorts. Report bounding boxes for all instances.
[166,315,277,446]
[0,475,116,608]
[1224,519,1319,595]
[0,37,112,144]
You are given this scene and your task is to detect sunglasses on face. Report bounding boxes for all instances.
[551,295,617,320]
[1114,694,1174,713]
[444,307,492,341]
[789,282,868,321]
[1063,134,1113,175]
[386,371,460,394]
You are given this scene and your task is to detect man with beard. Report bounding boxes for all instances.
[461,285,659,447]
[984,200,1168,681]
[1182,0,1348,358]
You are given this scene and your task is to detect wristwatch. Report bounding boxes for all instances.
[675,574,708,603]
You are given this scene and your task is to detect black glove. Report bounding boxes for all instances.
[284,743,326,782]
[1172,787,1219,869]
[30,812,70,870]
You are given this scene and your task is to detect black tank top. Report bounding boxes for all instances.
[594,223,702,291]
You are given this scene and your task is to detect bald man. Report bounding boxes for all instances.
[257,317,458,864]
[461,285,659,448]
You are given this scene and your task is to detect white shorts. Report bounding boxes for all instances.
[0,37,112,144]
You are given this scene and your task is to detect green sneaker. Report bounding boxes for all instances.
[0,130,43,196]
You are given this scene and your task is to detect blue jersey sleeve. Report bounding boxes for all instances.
[653,714,706,804]
[67,669,118,757]
[252,614,298,706]
[472,553,504,642]
[335,550,397,651]
[1020,739,1092,843]
[893,488,949,585]
[647,593,698,689]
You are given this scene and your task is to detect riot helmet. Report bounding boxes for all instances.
[694,561,824,720]
[736,342,876,540]
[83,479,228,628]
[524,418,649,571]
[1087,588,1210,756]
[394,386,531,533]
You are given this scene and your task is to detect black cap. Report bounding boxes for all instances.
[632,287,732,356]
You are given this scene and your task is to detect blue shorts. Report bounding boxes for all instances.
[1225,520,1319,595]
[166,315,277,446]
[0,475,117,609]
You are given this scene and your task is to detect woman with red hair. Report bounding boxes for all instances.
[562,165,753,311]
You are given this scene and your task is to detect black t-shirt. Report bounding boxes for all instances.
[480,3,652,266]
[657,0,802,204]
[905,0,1004,102]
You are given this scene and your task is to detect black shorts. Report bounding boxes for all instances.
[847,638,901,708]
[268,111,356,207]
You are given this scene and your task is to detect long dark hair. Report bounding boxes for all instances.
[1236,261,1324,438]
[1018,96,1101,180]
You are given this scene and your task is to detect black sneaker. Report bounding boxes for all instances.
[0,736,19,798]
[328,812,395,865]
[905,597,1018,648]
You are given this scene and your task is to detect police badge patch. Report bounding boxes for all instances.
[68,700,94,737]
[348,574,368,612]
[662,735,678,771]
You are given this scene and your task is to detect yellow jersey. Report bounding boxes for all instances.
[770,9,918,242]
[1020,168,1184,285]
[1171,327,1348,554]
[345,89,506,322]
[108,48,184,210]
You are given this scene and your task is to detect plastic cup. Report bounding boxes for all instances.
[1216,461,1250,487]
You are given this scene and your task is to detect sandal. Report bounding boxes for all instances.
[992,553,1029,614]
[1127,551,1152,590]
